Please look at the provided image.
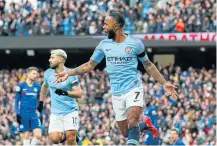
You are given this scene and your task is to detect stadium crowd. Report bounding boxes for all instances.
[0,65,216,145]
[0,0,216,36]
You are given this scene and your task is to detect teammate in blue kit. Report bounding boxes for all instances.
[142,96,160,145]
[54,12,178,145]
[15,67,42,145]
[38,49,83,145]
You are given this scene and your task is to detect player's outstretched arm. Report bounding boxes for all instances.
[143,59,178,98]
[143,59,167,85]
[73,59,98,75]
[54,60,98,84]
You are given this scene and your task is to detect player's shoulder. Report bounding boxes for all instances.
[98,39,113,47]
[33,82,41,88]
[17,81,26,87]
[151,104,157,109]
[44,68,53,74]
[16,82,25,92]
[149,104,156,110]
[127,35,144,50]
[44,68,54,76]
[64,67,73,75]
[65,67,79,80]
[176,138,185,145]
[64,67,71,71]
[101,38,113,43]
[128,35,142,44]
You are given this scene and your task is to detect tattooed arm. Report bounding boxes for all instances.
[143,59,167,85]
[137,41,178,98]
[55,41,104,84]
[54,60,98,84]
[67,60,98,76]
[55,59,98,79]
[142,59,178,98]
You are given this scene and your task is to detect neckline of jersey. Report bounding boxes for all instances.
[25,81,34,87]
[54,66,67,73]
[113,33,129,45]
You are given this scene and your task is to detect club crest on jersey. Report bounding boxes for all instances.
[20,125,24,129]
[125,47,133,54]
[16,86,20,92]
[34,87,38,92]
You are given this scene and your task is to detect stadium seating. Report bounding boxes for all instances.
[0,0,216,36]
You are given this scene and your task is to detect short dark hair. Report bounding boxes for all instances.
[26,67,38,73]
[171,129,179,135]
[109,12,125,28]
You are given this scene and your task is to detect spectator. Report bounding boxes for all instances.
[89,21,98,35]
[156,15,163,33]
[135,20,143,33]
[194,11,202,32]
[162,15,170,32]
[148,19,156,33]
[176,18,185,32]
[210,14,217,32]
[186,15,194,32]
[170,129,185,145]
[202,16,211,32]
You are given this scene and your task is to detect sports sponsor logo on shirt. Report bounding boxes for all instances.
[106,57,135,64]
[26,93,37,96]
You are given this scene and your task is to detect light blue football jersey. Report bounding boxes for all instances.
[44,67,79,115]
[91,35,149,95]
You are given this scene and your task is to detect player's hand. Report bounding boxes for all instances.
[16,115,22,124]
[37,101,44,113]
[163,82,178,99]
[54,71,69,85]
[55,89,68,96]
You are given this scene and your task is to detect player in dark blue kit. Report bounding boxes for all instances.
[54,12,178,145]
[15,67,42,145]
[142,96,160,145]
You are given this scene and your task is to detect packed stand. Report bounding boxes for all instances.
[0,0,216,36]
[0,65,216,145]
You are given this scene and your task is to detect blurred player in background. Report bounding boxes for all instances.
[142,96,160,145]
[54,12,178,145]
[14,67,42,145]
[37,49,83,145]
[170,129,185,145]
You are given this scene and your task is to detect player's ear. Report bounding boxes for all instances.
[57,57,62,63]
[113,24,119,30]
[60,58,64,63]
